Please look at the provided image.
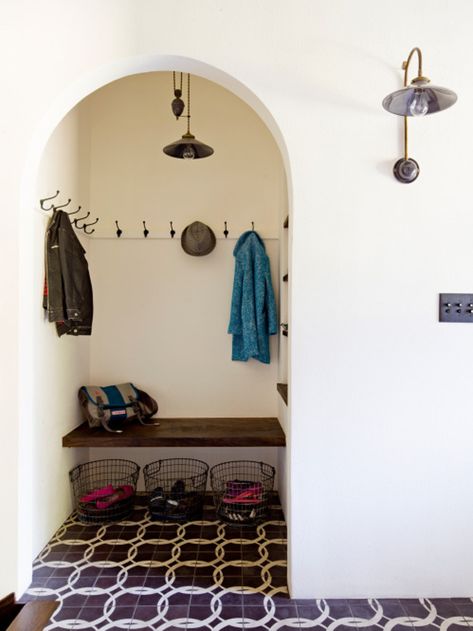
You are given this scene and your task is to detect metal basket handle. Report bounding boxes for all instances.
[69,464,83,483]
[260,462,276,485]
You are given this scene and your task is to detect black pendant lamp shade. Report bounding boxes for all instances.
[163,132,214,159]
[164,73,214,160]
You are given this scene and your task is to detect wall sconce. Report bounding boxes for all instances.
[163,73,214,160]
[382,47,457,183]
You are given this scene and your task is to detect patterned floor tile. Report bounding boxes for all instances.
[459,604,473,619]
[18,495,473,631]
[327,602,353,617]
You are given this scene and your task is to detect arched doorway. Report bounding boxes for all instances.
[18,54,292,594]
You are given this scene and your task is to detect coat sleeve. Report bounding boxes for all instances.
[57,212,87,321]
[265,258,278,335]
[45,213,66,322]
[228,258,243,334]
[240,260,259,356]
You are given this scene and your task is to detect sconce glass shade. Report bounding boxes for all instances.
[382,79,457,116]
[163,132,214,160]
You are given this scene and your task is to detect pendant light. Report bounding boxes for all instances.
[382,47,457,183]
[163,73,214,160]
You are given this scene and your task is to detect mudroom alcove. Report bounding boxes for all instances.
[22,65,291,611]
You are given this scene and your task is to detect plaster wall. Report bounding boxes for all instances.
[81,72,285,479]
[3,0,473,600]
[82,73,283,418]
[3,0,137,597]
[22,107,91,574]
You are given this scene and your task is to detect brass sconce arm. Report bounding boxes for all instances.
[402,47,426,87]
[401,47,430,160]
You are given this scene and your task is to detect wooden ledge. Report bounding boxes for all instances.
[63,417,286,448]
[277,383,288,405]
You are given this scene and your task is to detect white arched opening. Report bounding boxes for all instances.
[18,54,293,595]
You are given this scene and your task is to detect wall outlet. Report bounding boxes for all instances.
[439,293,473,322]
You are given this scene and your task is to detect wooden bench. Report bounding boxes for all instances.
[63,417,286,447]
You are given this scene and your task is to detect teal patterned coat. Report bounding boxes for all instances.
[228,231,278,364]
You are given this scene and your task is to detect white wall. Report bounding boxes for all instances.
[32,108,90,557]
[4,0,473,601]
[82,73,283,418]
[89,238,280,416]
[278,192,290,515]
[80,73,285,482]
[3,1,138,597]
[287,3,473,597]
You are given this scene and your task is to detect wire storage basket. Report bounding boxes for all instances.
[143,458,209,521]
[210,460,275,526]
[69,459,140,524]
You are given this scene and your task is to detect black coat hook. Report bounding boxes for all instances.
[143,221,149,238]
[52,198,72,211]
[67,205,81,218]
[40,190,60,211]
[115,220,122,238]
[170,221,176,238]
[251,221,255,231]
[73,210,90,229]
[224,221,229,238]
[83,218,99,235]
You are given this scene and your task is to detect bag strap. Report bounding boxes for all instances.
[96,395,123,434]
[82,383,139,408]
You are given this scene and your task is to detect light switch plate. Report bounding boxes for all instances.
[439,293,473,322]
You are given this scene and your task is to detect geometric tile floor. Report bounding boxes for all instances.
[20,495,473,630]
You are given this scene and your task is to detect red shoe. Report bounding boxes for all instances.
[223,485,263,504]
[80,484,114,504]
[96,485,134,509]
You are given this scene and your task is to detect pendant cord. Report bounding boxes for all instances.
[187,73,191,134]
[173,71,183,93]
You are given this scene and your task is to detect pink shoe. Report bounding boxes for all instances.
[96,485,134,509]
[80,484,114,503]
[223,486,263,504]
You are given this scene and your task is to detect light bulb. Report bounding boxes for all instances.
[182,144,196,160]
[408,89,429,117]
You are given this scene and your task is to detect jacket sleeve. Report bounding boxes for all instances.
[240,261,259,356]
[57,212,87,321]
[265,258,278,335]
[228,259,243,334]
[45,212,66,322]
